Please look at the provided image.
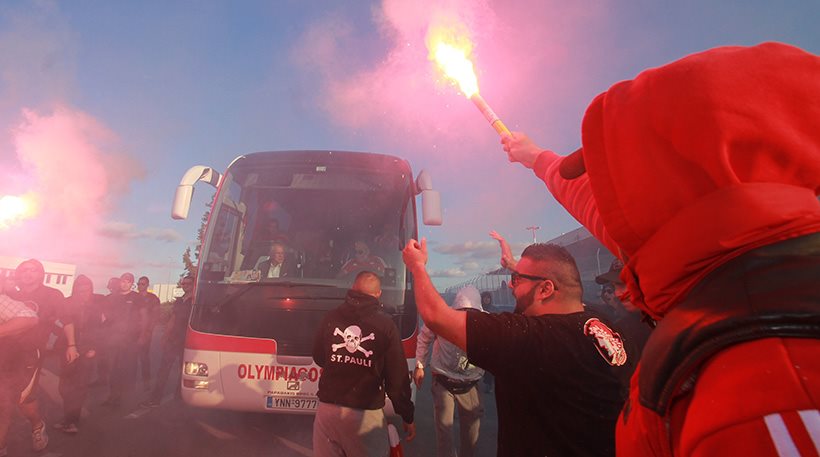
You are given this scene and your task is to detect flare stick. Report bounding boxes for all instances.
[469,93,511,137]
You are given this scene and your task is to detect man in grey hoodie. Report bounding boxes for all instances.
[414,285,485,457]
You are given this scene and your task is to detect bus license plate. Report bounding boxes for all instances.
[265,396,318,411]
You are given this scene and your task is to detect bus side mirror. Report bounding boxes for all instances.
[172,165,222,220]
[415,169,442,226]
[421,190,442,226]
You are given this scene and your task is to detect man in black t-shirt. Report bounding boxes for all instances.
[136,276,161,388]
[102,272,141,407]
[403,240,627,457]
[142,275,194,407]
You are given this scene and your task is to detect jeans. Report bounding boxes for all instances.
[431,377,483,457]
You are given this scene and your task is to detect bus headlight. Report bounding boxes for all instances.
[184,361,209,377]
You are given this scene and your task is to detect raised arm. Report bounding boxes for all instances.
[502,131,620,255]
[402,239,467,351]
[489,230,517,271]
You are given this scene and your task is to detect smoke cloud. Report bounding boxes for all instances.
[291,0,607,282]
[0,105,146,282]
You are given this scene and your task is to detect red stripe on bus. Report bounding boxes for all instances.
[186,328,277,354]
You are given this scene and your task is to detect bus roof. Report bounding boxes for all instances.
[228,150,413,175]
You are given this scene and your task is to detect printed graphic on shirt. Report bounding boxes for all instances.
[329,325,375,367]
[332,325,375,357]
[583,318,627,366]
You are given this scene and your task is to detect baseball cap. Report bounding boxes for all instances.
[595,258,624,285]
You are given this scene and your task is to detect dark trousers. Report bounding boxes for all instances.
[150,340,183,402]
[108,341,138,400]
[59,357,91,424]
[136,337,152,385]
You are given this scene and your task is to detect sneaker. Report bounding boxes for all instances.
[32,421,49,451]
[62,423,79,434]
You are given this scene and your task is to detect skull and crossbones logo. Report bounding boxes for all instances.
[332,325,375,358]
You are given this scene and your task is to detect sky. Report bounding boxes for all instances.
[0,0,818,292]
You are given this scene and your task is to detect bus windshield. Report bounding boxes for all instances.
[191,152,418,354]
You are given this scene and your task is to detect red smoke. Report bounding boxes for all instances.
[0,105,144,278]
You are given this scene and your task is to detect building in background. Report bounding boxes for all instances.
[150,283,185,303]
[443,227,616,309]
[0,255,77,296]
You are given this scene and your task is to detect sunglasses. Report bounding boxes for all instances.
[510,271,554,288]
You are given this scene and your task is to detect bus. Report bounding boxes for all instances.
[170,150,442,414]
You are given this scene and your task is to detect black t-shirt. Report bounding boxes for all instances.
[9,285,67,352]
[466,310,625,457]
[139,292,161,326]
[168,295,193,343]
[104,291,142,343]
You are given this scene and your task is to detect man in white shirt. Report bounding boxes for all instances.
[255,242,297,279]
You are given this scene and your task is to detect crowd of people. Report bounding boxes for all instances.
[3,42,819,457]
[311,41,820,457]
[0,260,194,455]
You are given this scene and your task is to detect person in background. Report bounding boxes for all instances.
[312,271,415,456]
[0,274,39,457]
[93,276,121,387]
[136,276,160,390]
[338,240,387,278]
[102,272,140,408]
[7,259,78,452]
[414,285,485,457]
[404,240,626,456]
[142,275,194,407]
[595,260,653,399]
[54,275,103,434]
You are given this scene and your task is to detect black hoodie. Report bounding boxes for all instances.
[312,289,414,424]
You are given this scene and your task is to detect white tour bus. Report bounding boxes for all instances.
[171,150,441,414]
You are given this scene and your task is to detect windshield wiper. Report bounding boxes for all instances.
[211,281,265,311]
[210,281,339,311]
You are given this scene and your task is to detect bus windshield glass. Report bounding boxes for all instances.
[191,152,417,351]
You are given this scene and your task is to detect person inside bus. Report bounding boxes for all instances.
[255,217,289,244]
[337,240,387,279]
[254,242,298,279]
[372,222,400,259]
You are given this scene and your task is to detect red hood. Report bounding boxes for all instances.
[579,42,820,318]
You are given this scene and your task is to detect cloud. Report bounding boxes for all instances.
[434,240,500,258]
[429,267,468,278]
[98,221,182,242]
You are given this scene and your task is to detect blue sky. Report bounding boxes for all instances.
[1,0,818,290]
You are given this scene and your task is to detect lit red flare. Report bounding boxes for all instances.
[428,29,511,137]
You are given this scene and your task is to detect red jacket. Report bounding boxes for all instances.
[538,42,820,320]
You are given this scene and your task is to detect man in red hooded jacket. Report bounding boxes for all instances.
[503,42,820,456]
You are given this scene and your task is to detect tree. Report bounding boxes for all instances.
[182,246,195,278]
[179,192,214,279]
